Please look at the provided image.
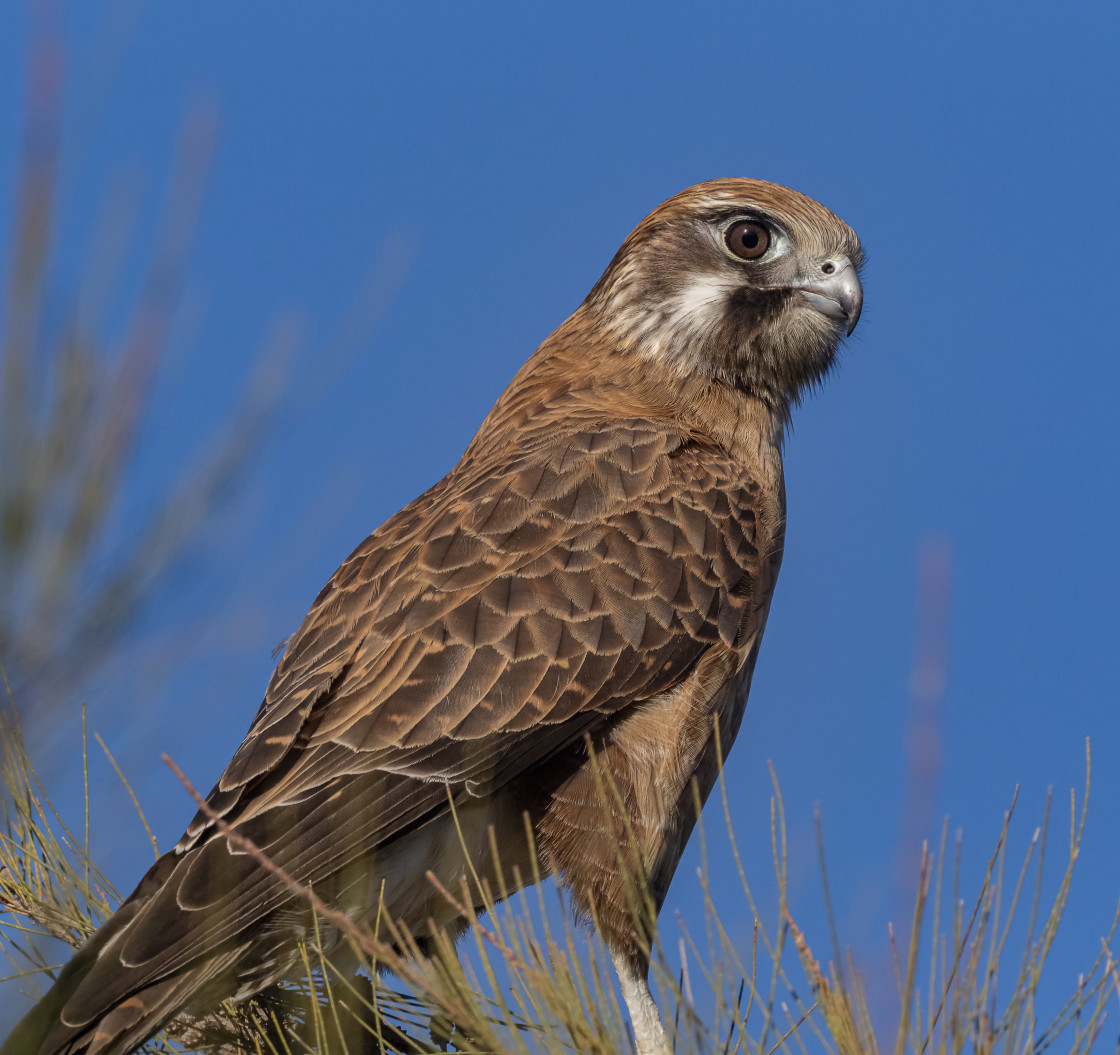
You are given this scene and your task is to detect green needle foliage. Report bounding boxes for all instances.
[1,702,1115,1055]
[785,741,1118,1055]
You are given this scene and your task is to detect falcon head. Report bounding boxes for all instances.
[584,178,864,408]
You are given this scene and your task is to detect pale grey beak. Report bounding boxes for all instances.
[796,257,863,336]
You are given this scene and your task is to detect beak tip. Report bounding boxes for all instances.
[837,268,863,337]
[797,258,863,338]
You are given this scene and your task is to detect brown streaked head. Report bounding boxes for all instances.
[582,178,864,407]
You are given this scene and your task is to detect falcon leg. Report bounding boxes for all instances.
[610,950,673,1055]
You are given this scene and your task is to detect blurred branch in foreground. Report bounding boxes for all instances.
[896,539,951,905]
[0,3,291,733]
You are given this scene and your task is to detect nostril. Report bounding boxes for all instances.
[821,261,836,275]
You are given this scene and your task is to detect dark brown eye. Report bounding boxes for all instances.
[724,220,771,261]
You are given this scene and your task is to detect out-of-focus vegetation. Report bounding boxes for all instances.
[0,3,289,735]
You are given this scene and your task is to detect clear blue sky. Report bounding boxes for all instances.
[3,0,1119,1040]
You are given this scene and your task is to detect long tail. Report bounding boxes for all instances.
[3,933,235,1055]
[0,854,231,1055]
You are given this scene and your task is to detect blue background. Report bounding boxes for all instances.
[3,0,1119,1042]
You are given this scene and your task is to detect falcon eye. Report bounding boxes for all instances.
[724,220,771,261]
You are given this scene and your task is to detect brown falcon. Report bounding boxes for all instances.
[5,178,863,1055]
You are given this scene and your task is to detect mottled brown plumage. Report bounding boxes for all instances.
[5,178,863,1055]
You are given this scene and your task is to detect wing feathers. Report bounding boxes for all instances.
[55,417,766,1043]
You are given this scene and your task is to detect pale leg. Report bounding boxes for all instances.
[610,950,673,1055]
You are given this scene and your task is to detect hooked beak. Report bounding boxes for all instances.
[795,257,863,336]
